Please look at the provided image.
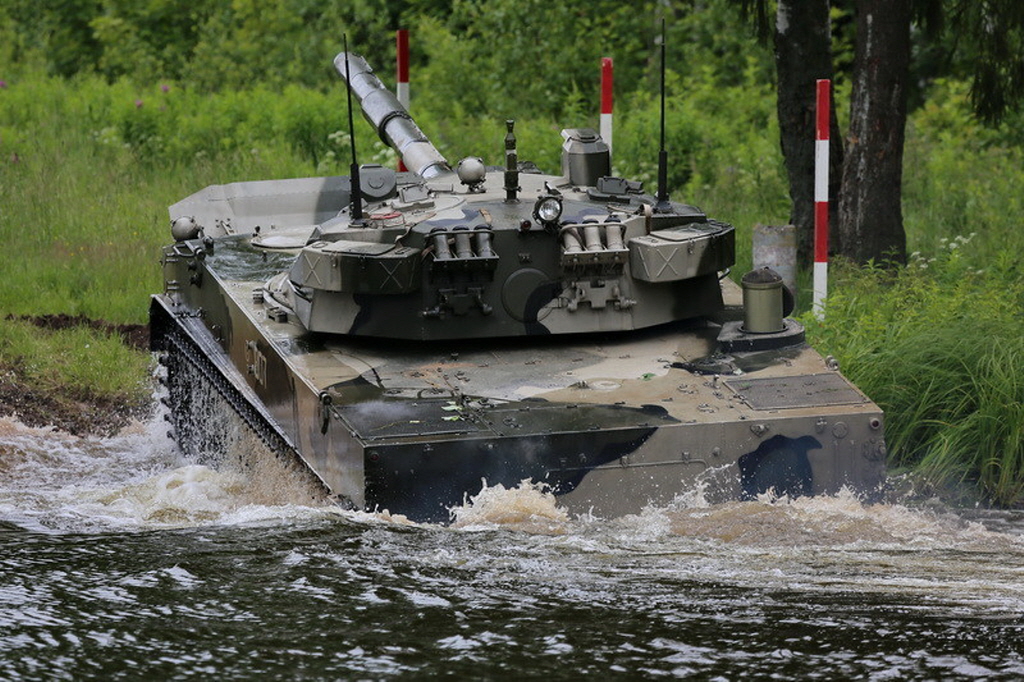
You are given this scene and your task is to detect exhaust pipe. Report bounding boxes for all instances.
[334,52,451,179]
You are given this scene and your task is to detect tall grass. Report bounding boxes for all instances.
[796,81,1024,506]
[802,241,1024,506]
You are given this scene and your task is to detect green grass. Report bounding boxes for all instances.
[0,318,151,401]
[0,75,330,324]
[801,244,1024,506]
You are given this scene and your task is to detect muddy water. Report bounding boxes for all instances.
[1,414,1022,679]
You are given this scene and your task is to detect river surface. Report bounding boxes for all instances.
[1,413,1023,680]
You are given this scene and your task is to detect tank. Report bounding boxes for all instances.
[150,52,886,522]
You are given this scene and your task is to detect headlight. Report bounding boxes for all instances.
[533,196,563,224]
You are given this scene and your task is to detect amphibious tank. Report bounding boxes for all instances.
[150,51,886,522]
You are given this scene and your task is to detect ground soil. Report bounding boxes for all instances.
[17,313,151,351]
[0,315,153,436]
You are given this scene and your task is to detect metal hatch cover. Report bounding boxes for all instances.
[724,373,867,410]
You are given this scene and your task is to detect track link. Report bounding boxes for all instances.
[152,298,331,502]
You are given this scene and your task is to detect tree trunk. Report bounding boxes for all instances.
[838,0,912,264]
[774,0,842,266]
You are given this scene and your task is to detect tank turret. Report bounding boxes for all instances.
[251,53,735,342]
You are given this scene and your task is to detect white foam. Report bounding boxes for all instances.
[0,413,332,532]
[449,479,570,534]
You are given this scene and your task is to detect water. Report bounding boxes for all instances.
[2,414,1023,680]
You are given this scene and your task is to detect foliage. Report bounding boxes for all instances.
[89,0,208,82]
[803,240,1024,506]
[903,79,1024,263]
[0,0,772,117]
[939,0,1024,124]
[409,0,774,120]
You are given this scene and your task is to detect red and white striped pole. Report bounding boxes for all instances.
[813,79,830,320]
[396,29,410,172]
[600,57,613,159]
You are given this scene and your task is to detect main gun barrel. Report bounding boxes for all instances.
[335,52,451,179]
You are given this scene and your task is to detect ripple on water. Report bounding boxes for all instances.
[1,413,1023,679]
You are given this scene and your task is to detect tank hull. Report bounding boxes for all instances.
[152,233,885,522]
[154,50,885,520]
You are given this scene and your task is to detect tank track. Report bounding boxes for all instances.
[153,301,331,502]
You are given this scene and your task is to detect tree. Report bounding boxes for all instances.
[737,0,847,264]
[772,0,844,264]
[741,0,1024,266]
[948,0,1024,125]
[836,0,913,264]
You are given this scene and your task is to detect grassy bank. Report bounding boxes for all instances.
[803,245,1024,506]
[0,316,151,434]
[1,69,1022,504]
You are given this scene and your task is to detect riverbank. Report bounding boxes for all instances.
[0,316,152,436]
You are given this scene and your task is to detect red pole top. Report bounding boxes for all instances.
[601,58,613,115]
[816,79,830,141]
[396,29,409,83]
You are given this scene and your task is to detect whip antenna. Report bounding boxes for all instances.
[343,35,364,223]
[655,18,671,213]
